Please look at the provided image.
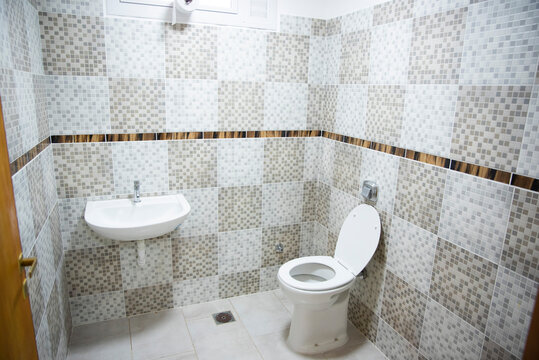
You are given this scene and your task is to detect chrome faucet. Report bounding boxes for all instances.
[133,180,141,203]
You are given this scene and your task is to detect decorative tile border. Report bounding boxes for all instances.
[10,130,539,193]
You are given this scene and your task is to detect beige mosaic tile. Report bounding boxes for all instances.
[349,294,379,343]
[316,182,331,228]
[408,8,467,84]
[376,319,419,360]
[311,19,327,36]
[218,185,262,232]
[299,222,328,257]
[328,187,360,235]
[262,224,301,268]
[172,234,218,281]
[339,29,370,84]
[218,270,260,298]
[302,181,317,222]
[69,291,126,326]
[53,143,113,199]
[108,78,165,133]
[430,238,497,332]
[267,32,309,83]
[218,229,262,275]
[262,182,304,227]
[481,338,519,360]
[365,85,406,147]
[39,12,106,76]
[332,141,362,195]
[373,0,414,26]
[124,283,173,316]
[165,24,217,79]
[451,86,531,172]
[351,256,386,316]
[501,188,539,282]
[168,140,217,190]
[394,159,446,234]
[279,15,312,36]
[263,138,305,183]
[218,81,264,130]
[173,276,219,307]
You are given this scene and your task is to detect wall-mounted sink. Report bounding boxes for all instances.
[84,194,191,241]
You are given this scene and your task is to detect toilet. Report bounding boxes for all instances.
[278,204,381,354]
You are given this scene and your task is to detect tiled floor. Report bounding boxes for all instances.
[67,290,387,360]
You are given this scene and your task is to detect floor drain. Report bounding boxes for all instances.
[212,311,235,325]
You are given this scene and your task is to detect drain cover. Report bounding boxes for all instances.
[212,311,235,325]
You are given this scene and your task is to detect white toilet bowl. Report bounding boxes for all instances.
[277,204,381,354]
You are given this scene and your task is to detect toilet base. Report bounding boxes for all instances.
[286,291,350,354]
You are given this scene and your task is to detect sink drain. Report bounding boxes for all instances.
[212,311,235,325]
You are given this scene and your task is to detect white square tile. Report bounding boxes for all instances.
[217,139,264,187]
[130,309,194,360]
[0,1,12,69]
[24,0,44,74]
[173,187,218,237]
[218,228,262,275]
[230,291,290,337]
[217,27,266,82]
[376,319,418,360]
[335,84,367,139]
[264,82,308,130]
[38,0,104,16]
[300,222,328,257]
[341,8,373,34]
[303,137,320,181]
[260,265,280,292]
[14,70,38,155]
[401,84,458,158]
[112,141,169,195]
[68,319,131,360]
[69,291,126,326]
[308,36,327,85]
[12,168,35,256]
[517,85,539,178]
[326,35,342,85]
[369,19,412,85]
[166,79,218,132]
[173,276,220,308]
[105,18,165,78]
[413,0,468,17]
[439,172,514,263]
[460,0,539,85]
[262,182,304,227]
[279,15,312,36]
[328,187,360,235]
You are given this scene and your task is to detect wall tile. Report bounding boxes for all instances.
[172,234,218,281]
[53,143,114,199]
[339,29,370,84]
[311,19,327,37]
[165,24,217,79]
[46,76,110,135]
[12,167,36,256]
[217,27,266,82]
[173,276,219,307]
[420,299,484,360]
[264,82,308,130]
[33,74,49,140]
[303,137,319,181]
[335,84,367,138]
[349,293,379,343]
[324,85,339,131]
[218,269,260,298]
[481,338,519,360]
[174,187,218,237]
[65,245,122,297]
[308,36,327,85]
[217,138,263,187]
[376,319,419,360]
[0,0,13,69]
[267,32,309,83]
[124,283,173,316]
[262,182,304,227]
[218,81,264,130]
[49,205,62,270]
[332,141,362,195]
[105,18,164,78]
[307,85,326,129]
[341,8,373,34]
[259,265,280,291]
[359,148,399,214]
[218,229,262,275]
[328,187,360,235]
[261,224,300,268]
[408,8,467,84]
[517,85,539,178]
[326,35,341,85]
[430,238,498,332]
[299,222,328,257]
[401,84,458,157]
[381,270,426,347]
[387,216,436,294]
[218,185,262,232]
[460,0,539,85]
[373,0,414,27]
[7,0,30,72]
[394,159,446,234]
[263,137,305,183]
[326,17,341,36]
[112,141,168,195]
[35,220,56,305]
[69,291,126,326]
[279,15,312,36]
[351,256,386,316]
[369,19,412,85]
[39,12,106,76]
[24,0,43,74]
[168,140,216,190]
[302,181,317,222]
[28,246,45,331]
[36,316,52,360]
[0,68,22,161]
[486,267,538,358]
[316,182,331,228]
[317,138,334,186]
[46,284,62,359]
[109,77,165,133]
[365,85,406,146]
[119,236,172,289]
[501,188,539,282]
[166,79,218,132]
[451,86,531,172]
[439,172,513,263]
[413,0,468,17]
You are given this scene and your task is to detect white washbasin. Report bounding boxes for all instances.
[84,194,191,241]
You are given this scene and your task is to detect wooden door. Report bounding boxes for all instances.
[0,97,39,359]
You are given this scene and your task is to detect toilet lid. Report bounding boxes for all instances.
[334,204,381,276]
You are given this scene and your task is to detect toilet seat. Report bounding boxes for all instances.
[278,256,355,291]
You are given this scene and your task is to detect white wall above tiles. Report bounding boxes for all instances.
[279,0,390,19]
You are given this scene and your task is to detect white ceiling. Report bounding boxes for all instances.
[279,0,391,19]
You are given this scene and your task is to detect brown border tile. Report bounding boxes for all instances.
[107,133,156,142]
[511,174,539,192]
[10,137,51,175]
[158,132,203,140]
[450,160,511,184]
[406,150,450,168]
